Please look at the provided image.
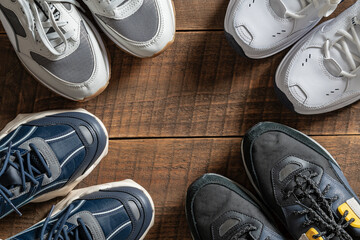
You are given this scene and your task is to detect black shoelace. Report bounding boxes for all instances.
[285,171,354,240]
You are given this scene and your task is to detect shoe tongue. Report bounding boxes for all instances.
[35,1,62,38]
[35,1,61,22]
[0,152,46,188]
[269,0,303,18]
[0,158,22,188]
[78,226,94,240]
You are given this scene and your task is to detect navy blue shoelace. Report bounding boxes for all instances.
[0,142,51,216]
[41,205,92,240]
[285,171,354,240]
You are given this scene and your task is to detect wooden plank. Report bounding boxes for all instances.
[0,0,356,33]
[1,31,360,137]
[0,136,359,239]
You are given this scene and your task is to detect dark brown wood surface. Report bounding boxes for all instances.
[0,0,359,239]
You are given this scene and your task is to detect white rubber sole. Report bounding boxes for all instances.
[224,0,320,59]
[52,180,155,240]
[44,180,154,240]
[0,108,109,204]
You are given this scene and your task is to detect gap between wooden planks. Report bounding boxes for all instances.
[0,0,355,32]
[1,30,360,137]
[0,137,359,239]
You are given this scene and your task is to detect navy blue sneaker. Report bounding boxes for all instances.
[7,180,155,240]
[242,122,360,240]
[186,173,286,240]
[0,109,108,219]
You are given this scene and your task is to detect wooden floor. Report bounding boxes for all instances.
[0,0,360,239]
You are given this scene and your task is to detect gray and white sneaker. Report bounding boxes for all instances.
[0,0,110,101]
[82,0,176,58]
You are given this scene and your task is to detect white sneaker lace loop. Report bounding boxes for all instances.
[98,0,127,13]
[324,17,360,78]
[27,0,81,56]
[285,0,341,19]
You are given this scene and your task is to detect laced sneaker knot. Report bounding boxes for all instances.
[285,171,354,240]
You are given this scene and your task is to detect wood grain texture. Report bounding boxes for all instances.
[0,0,355,32]
[0,136,359,239]
[0,31,360,137]
[0,1,359,239]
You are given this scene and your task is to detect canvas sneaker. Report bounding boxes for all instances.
[242,122,360,239]
[224,0,341,59]
[7,180,155,240]
[82,0,176,58]
[276,1,360,114]
[186,173,286,240]
[0,109,108,219]
[0,0,111,101]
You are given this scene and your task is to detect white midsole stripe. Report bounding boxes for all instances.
[60,146,85,168]
[2,126,37,151]
[93,205,124,216]
[106,221,131,240]
[0,126,21,148]
[11,126,37,147]
[45,130,75,143]
[70,200,86,215]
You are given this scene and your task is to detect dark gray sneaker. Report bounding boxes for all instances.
[242,122,360,240]
[186,173,286,240]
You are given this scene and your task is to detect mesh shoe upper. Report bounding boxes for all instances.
[96,0,159,42]
[186,174,286,240]
[0,0,110,100]
[83,0,175,58]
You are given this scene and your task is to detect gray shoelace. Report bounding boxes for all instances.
[285,171,354,240]
[230,224,271,240]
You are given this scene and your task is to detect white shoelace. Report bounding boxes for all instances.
[285,0,341,19]
[324,17,360,78]
[98,0,127,12]
[23,0,82,56]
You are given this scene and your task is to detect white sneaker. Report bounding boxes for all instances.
[0,0,110,101]
[224,0,341,59]
[83,0,176,58]
[276,1,360,114]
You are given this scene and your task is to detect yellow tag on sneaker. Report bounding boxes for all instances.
[338,198,360,228]
[299,228,324,240]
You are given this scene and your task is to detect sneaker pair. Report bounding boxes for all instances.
[0,109,154,239]
[186,122,360,239]
[0,0,176,101]
[225,0,360,114]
